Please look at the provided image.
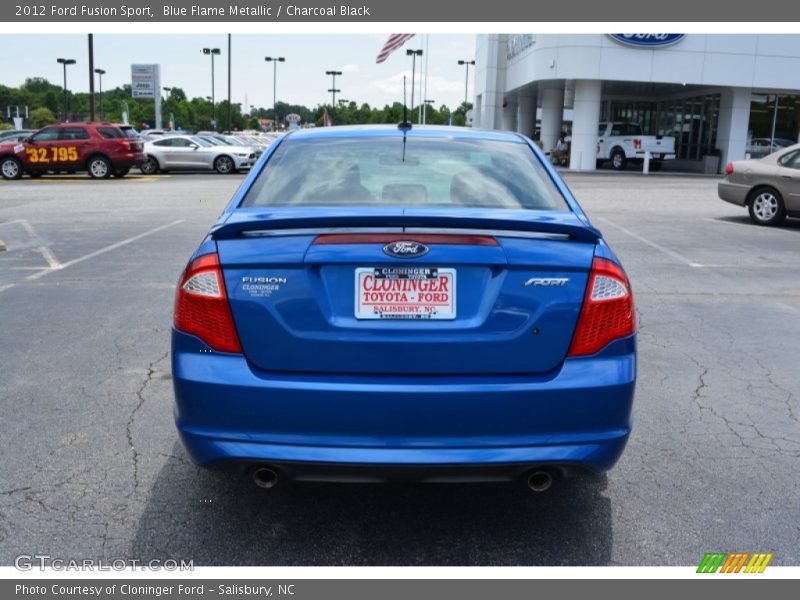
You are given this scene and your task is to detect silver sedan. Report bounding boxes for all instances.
[719,143,800,226]
[139,135,255,175]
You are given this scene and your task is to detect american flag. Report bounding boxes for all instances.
[376,34,415,64]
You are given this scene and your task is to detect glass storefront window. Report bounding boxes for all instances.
[606,94,720,161]
[747,94,800,158]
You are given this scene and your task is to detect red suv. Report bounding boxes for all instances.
[0,123,145,180]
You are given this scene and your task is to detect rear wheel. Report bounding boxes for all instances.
[748,188,786,226]
[214,155,235,174]
[610,149,627,170]
[0,156,23,180]
[87,155,112,179]
[139,155,160,175]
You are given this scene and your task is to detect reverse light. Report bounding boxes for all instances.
[568,257,635,357]
[174,253,242,353]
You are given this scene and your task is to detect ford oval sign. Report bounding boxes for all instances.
[383,240,430,259]
[609,34,685,48]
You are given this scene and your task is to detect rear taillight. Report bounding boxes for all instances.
[174,253,242,353]
[568,257,635,357]
[725,163,734,175]
[633,139,642,150]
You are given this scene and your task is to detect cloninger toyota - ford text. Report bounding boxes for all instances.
[171,125,637,492]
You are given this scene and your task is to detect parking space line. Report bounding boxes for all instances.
[0,220,186,294]
[38,245,62,270]
[25,219,185,282]
[596,217,704,268]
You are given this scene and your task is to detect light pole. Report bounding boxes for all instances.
[159,85,173,129]
[202,47,221,129]
[56,58,76,122]
[422,99,435,124]
[94,68,106,120]
[405,49,423,122]
[325,70,342,107]
[265,56,285,130]
[458,60,475,109]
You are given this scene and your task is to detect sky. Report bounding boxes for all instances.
[1,34,476,110]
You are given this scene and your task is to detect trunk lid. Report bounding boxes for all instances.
[215,208,597,375]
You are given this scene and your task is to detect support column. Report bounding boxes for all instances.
[473,34,507,130]
[539,85,564,155]
[569,80,602,171]
[716,87,752,171]
[516,94,536,139]
[502,98,518,131]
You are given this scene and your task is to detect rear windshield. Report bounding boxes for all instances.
[97,127,126,139]
[241,136,568,211]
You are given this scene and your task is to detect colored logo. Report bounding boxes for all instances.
[383,241,430,259]
[697,552,773,573]
[609,34,686,48]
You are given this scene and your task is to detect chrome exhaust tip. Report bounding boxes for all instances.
[253,467,279,489]
[527,470,554,492]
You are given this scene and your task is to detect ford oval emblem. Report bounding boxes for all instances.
[609,34,685,48]
[383,240,430,259]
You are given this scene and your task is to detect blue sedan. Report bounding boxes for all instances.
[172,125,636,491]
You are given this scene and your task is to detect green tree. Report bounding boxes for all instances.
[29,107,57,128]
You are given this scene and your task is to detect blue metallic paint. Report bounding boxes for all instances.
[173,125,636,476]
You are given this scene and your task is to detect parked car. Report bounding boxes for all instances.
[139,135,255,175]
[745,137,794,159]
[718,143,800,226]
[0,123,144,179]
[172,125,637,491]
[0,129,33,141]
[596,122,676,170]
[198,134,263,160]
[0,131,36,143]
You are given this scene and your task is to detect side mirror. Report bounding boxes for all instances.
[189,143,199,149]
[24,137,35,144]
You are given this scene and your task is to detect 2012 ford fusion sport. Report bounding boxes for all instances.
[172,125,636,491]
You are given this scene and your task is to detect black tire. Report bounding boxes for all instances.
[214,155,235,174]
[87,155,112,179]
[0,156,23,180]
[610,149,627,170]
[113,168,130,178]
[596,160,604,169]
[748,187,787,226]
[139,155,160,175]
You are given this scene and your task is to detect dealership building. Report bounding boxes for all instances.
[472,34,800,172]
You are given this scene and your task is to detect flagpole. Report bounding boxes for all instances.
[422,35,429,124]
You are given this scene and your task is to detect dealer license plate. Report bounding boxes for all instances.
[355,267,456,320]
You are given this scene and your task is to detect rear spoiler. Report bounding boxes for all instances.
[210,209,602,244]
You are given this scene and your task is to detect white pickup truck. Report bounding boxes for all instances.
[596,122,676,170]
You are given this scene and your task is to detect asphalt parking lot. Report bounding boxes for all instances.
[1,171,798,566]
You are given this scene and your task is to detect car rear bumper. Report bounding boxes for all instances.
[718,181,750,206]
[172,329,636,473]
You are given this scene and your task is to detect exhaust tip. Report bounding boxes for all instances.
[527,470,554,493]
[253,467,279,489]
